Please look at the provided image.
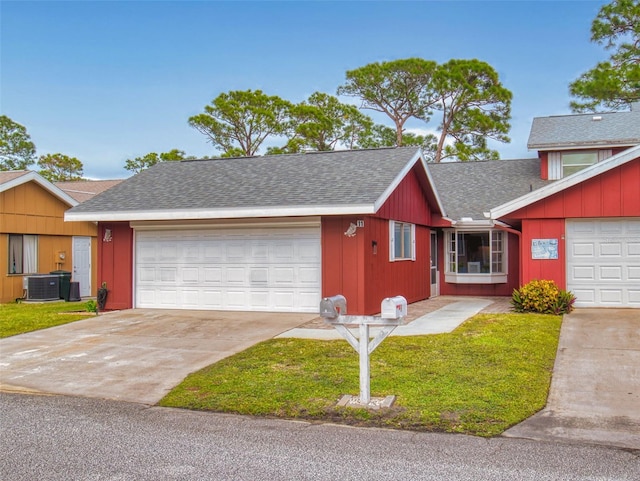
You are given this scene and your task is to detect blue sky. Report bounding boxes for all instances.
[2,0,608,179]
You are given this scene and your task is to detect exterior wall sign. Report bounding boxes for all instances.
[531,238,558,259]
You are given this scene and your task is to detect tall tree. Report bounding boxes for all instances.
[38,153,84,181]
[271,92,375,153]
[0,115,37,171]
[337,58,438,146]
[431,59,512,162]
[124,149,193,173]
[570,0,640,112]
[189,90,293,157]
[358,124,435,151]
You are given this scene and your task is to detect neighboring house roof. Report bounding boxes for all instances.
[54,179,124,203]
[0,170,78,207]
[490,143,640,220]
[427,158,552,222]
[66,147,445,222]
[527,106,640,151]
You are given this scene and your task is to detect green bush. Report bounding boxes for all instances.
[512,279,576,315]
[85,300,98,314]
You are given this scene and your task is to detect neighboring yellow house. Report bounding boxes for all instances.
[0,171,99,303]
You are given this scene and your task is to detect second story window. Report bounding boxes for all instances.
[562,151,598,177]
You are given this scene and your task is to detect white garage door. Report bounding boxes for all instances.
[135,225,321,312]
[566,218,640,308]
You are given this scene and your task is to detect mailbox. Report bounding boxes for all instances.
[319,295,347,319]
[381,296,407,319]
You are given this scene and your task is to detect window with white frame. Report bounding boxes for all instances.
[389,221,415,261]
[562,151,598,177]
[446,230,505,275]
[8,234,38,274]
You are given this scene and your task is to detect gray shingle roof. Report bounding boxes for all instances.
[527,108,640,150]
[427,158,553,221]
[68,147,421,216]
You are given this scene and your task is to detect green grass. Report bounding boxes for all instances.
[160,312,562,437]
[0,301,95,338]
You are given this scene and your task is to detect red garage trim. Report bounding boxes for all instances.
[97,222,133,310]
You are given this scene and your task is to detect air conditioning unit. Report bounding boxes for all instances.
[23,275,60,301]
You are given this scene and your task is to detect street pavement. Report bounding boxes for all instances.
[1,392,638,481]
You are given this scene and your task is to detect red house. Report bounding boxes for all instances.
[66,107,640,312]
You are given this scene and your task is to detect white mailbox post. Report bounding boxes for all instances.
[320,295,407,406]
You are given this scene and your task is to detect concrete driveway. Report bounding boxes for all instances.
[505,308,640,450]
[0,309,315,404]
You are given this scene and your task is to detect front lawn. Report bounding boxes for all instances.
[0,301,94,338]
[160,312,562,437]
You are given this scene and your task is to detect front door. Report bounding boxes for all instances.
[72,236,91,297]
[430,231,439,297]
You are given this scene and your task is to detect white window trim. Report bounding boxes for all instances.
[444,229,507,284]
[389,220,416,262]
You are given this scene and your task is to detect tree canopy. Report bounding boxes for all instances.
[189,58,511,162]
[38,153,84,181]
[337,58,438,146]
[0,115,37,171]
[431,59,512,162]
[124,149,193,173]
[570,0,640,112]
[269,92,375,154]
[189,90,293,157]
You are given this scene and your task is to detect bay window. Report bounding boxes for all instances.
[445,229,506,283]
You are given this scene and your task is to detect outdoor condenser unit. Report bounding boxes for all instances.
[23,275,60,301]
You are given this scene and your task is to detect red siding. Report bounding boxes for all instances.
[363,217,429,314]
[540,152,548,180]
[439,231,520,296]
[376,166,432,225]
[505,157,640,291]
[322,215,430,315]
[508,159,640,220]
[98,222,133,310]
[520,219,566,289]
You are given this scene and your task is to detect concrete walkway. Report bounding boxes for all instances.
[276,298,493,339]
[504,309,640,450]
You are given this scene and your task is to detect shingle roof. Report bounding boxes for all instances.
[527,108,640,150]
[67,147,423,218]
[427,158,553,221]
[0,170,30,186]
[54,179,124,203]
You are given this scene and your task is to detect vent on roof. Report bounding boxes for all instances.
[592,115,602,121]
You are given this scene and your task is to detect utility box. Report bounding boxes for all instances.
[381,296,408,319]
[319,295,347,319]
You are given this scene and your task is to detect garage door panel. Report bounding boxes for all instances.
[567,218,640,308]
[572,243,594,257]
[136,226,321,312]
[572,266,595,280]
[600,243,622,256]
[203,267,222,283]
[182,267,199,283]
[600,290,623,303]
[599,266,622,280]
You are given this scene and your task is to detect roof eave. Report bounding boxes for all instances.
[527,140,640,151]
[64,204,378,222]
[0,171,79,207]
